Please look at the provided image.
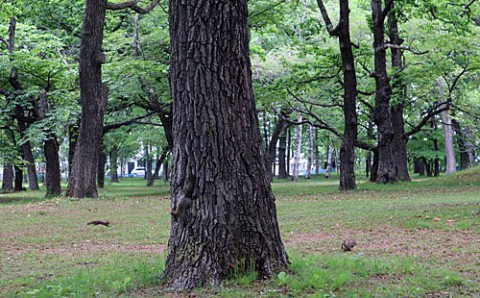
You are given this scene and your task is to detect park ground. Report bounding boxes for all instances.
[1,168,480,297]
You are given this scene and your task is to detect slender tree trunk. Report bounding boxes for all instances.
[371,0,396,183]
[414,158,425,176]
[165,0,288,289]
[314,128,320,175]
[147,147,169,187]
[388,2,410,182]
[370,150,379,182]
[145,144,152,180]
[97,146,106,188]
[365,151,371,178]
[17,120,39,190]
[36,91,62,196]
[464,126,476,167]
[439,104,456,174]
[265,110,290,180]
[278,126,288,179]
[431,116,441,177]
[22,140,39,190]
[306,123,312,179]
[452,119,469,170]
[325,137,333,179]
[2,163,14,191]
[68,122,78,174]
[287,127,291,177]
[109,148,119,183]
[292,114,303,182]
[66,0,108,198]
[162,160,169,182]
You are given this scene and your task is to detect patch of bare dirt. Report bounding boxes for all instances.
[284,225,480,264]
[1,241,165,257]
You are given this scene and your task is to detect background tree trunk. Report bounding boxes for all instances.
[165,0,288,289]
[2,163,14,191]
[278,127,288,179]
[109,148,119,183]
[452,119,468,170]
[306,123,312,179]
[66,0,108,198]
[14,165,23,192]
[292,114,303,182]
[44,139,62,196]
[314,128,320,175]
[464,126,476,167]
[439,105,456,174]
[146,147,169,187]
[325,137,333,179]
[97,146,106,188]
[388,2,410,182]
[371,0,396,183]
[317,0,358,190]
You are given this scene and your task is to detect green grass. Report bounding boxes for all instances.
[1,170,480,297]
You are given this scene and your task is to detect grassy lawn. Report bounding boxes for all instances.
[1,168,480,297]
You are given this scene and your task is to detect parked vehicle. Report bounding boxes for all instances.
[130,167,146,177]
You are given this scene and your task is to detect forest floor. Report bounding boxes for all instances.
[1,168,480,297]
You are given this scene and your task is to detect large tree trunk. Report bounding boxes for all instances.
[66,0,108,198]
[388,3,410,182]
[317,0,358,190]
[2,163,14,191]
[439,104,456,174]
[371,0,396,183]
[165,0,288,289]
[146,147,169,187]
[292,114,303,182]
[109,147,119,183]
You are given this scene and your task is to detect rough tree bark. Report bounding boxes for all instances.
[388,3,410,181]
[65,0,108,198]
[317,0,358,190]
[371,0,396,183]
[165,0,289,289]
[66,0,158,198]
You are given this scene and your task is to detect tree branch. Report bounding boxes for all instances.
[316,0,340,36]
[104,112,155,133]
[106,0,159,14]
[406,101,450,137]
[384,43,429,55]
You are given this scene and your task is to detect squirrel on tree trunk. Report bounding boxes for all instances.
[171,175,196,221]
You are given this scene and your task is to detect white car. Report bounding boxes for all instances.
[130,167,146,177]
